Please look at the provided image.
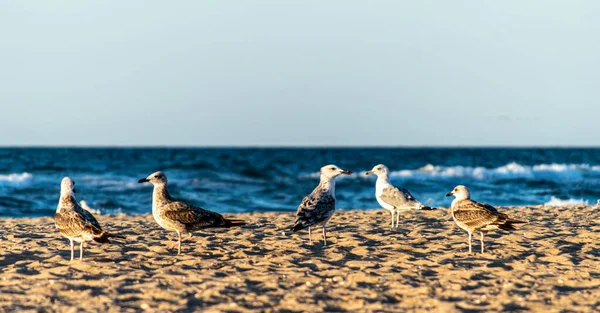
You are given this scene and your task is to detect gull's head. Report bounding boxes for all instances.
[446,185,470,201]
[60,177,76,196]
[320,164,352,179]
[365,164,389,177]
[138,171,168,185]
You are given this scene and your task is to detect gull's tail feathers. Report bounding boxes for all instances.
[290,218,311,233]
[93,231,126,244]
[223,218,246,227]
[497,215,528,231]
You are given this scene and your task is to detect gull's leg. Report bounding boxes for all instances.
[395,210,401,228]
[79,241,84,261]
[322,226,327,246]
[168,232,185,249]
[390,210,395,228]
[184,232,193,249]
[468,232,472,254]
[480,232,484,253]
[177,231,182,255]
[175,232,193,244]
[69,239,74,261]
[308,227,312,245]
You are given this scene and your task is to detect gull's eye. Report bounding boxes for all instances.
[330,167,336,170]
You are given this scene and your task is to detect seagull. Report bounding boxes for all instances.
[365,164,432,228]
[446,185,527,254]
[79,200,101,215]
[54,177,124,261]
[138,171,246,255]
[290,164,352,246]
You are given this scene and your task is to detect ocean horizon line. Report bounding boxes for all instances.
[1,145,600,149]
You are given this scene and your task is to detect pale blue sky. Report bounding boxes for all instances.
[1,1,598,146]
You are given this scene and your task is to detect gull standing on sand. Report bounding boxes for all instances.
[446,185,526,254]
[290,165,352,246]
[365,164,432,228]
[54,177,124,261]
[79,200,101,215]
[138,171,246,255]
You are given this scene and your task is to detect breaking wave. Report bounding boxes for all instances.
[544,196,590,206]
[0,173,33,184]
[305,163,600,182]
[390,162,600,182]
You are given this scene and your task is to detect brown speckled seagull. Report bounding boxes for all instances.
[54,177,124,261]
[290,164,352,246]
[446,185,526,254]
[138,171,246,255]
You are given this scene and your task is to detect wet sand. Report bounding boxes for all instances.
[1,205,599,312]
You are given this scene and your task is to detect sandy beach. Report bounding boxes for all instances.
[1,205,598,312]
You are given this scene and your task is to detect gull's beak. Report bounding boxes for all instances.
[365,170,373,175]
[138,178,149,183]
[340,169,352,175]
[446,191,453,197]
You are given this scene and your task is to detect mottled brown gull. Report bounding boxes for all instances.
[446,185,527,254]
[290,164,352,246]
[138,171,246,255]
[54,177,124,261]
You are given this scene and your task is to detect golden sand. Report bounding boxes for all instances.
[0,205,598,312]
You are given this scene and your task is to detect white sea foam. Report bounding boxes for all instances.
[304,162,600,182]
[391,162,600,181]
[544,196,588,206]
[0,172,33,184]
[308,162,600,181]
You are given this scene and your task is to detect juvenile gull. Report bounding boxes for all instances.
[365,164,432,228]
[446,185,527,254]
[138,171,246,255]
[54,177,124,261]
[290,164,352,245]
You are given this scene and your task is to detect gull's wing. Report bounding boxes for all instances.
[162,201,228,230]
[379,185,423,209]
[55,209,104,239]
[78,206,102,230]
[452,199,501,229]
[291,191,335,231]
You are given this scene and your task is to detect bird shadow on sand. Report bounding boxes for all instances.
[0,250,51,269]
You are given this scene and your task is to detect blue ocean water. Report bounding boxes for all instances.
[1,148,599,218]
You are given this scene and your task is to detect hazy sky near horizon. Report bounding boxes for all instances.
[1,1,599,146]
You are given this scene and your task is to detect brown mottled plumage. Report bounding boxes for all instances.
[54,177,124,261]
[290,165,352,246]
[138,171,245,255]
[447,185,526,254]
